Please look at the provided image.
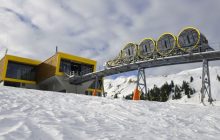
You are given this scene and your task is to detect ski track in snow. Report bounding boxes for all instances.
[0,86,220,140]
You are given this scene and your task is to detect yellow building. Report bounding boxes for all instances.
[0,52,102,95]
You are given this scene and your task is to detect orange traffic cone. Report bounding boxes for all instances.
[92,89,97,96]
[133,88,140,100]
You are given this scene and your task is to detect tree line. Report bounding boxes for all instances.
[124,78,196,102]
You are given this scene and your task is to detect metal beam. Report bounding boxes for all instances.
[69,51,220,84]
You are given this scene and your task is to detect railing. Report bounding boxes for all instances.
[64,67,94,78]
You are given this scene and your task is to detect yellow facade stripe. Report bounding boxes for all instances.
[87,88,102,92]
[5,55,41,65]
[4,78,36,84]
[2,56,8,81]
[58,52,96,65]
[0,57,6,81]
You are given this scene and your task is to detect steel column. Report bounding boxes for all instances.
[201,59,213,104]
[136,67,147,98]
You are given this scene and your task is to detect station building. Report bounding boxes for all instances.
[0,52,102,95]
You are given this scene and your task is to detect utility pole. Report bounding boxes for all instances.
[5,48,8,55]
[56,46,58,53]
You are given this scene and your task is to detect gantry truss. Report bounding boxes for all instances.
[69,50,220,103]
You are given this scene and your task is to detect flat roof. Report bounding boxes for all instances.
[57,52,96,65]
[3,55,41,65]
[0,52,96,66]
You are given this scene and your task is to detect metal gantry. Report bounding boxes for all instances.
[201,59,213,104]
[70,51,220,84]
[68,51,220,103]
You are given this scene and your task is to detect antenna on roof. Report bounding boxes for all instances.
[56,46,58,53]
[5,48,8,55]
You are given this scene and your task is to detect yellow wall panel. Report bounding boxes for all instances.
[4,78,36,84]
[6,55,41,65]
[37,54,58,83]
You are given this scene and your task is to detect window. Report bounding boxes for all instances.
[144,44,148,52]
[128,48,131,56]
[59,59,93,75]
[6,61,36,81]
[59,59,72,74]
[179,30,198,48]
[164,40,168,48]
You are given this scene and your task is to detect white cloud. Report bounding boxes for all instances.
[0,0,220,75]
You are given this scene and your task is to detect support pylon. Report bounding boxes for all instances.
[201,59,213,104]
[133,67,147,100]
[101,78,105,97]
[92,75,99,96]
[92,75,103,96]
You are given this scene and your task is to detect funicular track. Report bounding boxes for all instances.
[69,50,220,84]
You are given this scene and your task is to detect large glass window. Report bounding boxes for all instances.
[6,61,36,81]
[59,59,93,75]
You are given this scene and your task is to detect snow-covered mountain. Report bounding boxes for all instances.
[0,86,220,140]
[104,66,220,105]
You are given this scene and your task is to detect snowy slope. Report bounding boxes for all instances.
[0,86,220,140]
[104,66,220,104]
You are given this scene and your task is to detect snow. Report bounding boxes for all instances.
[1,86,220,140]
[1,66,220,139]
[104,66,220,105]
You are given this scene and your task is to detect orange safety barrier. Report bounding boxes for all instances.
[133,88,140,100]
[92,89,97,96]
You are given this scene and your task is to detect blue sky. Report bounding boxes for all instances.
[0,0,220,77]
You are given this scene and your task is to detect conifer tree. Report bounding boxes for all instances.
[182,81,190,98]
[170,80,174,88]
[217,75,220,82]
[173,85,181,99]
[190,76,194,82]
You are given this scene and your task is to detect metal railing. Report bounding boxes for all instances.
[64,67,94,78]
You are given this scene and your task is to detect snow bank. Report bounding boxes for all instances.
[0,86,220,140]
